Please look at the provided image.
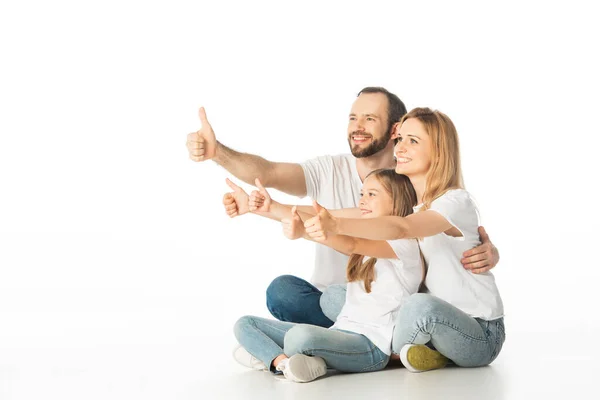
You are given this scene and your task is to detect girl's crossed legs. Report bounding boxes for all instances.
[234,315,389,376]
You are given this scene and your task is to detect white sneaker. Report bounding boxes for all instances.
[276,354,327,383]
[232,344,267,371]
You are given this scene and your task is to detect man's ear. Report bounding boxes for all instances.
[390,122,401,140]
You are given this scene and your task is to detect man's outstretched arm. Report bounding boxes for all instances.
[213,142,307,197]
[187,107,307,197]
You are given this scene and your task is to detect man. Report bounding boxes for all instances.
[187,87,499,328]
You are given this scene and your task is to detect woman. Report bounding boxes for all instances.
[304,107,505,372]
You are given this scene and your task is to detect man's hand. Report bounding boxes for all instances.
[249,178,272,213]
[282,206,304,240]
[461,226,499,274]
[222,178,250,218]
[187,107,217,162]
[304,200,336,242]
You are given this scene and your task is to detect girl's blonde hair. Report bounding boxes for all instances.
[346,169,417,293]
[399,107,464,211]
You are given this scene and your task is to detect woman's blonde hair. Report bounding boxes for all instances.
[399,107,464,211]
[346,169,417,293]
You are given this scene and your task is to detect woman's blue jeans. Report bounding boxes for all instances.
[234,315,389,373]
[290,281,505,366]
[392,293,505,366]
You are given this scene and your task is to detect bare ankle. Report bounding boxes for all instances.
[272,354,288,369]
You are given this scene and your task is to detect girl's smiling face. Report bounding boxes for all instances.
[359,175,394,218]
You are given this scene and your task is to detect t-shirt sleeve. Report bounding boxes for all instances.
[300,155,333,200]
[386,238,420,262]
[386,238,423,285]
[428,189,478,237]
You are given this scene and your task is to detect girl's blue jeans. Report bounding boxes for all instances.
[234,315,389,373]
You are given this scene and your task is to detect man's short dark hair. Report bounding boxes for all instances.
[357,87,407,133]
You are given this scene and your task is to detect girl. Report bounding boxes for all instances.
[304,107,505,372]
[227,169,423,382]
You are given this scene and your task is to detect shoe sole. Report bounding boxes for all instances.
[285,355,327,382]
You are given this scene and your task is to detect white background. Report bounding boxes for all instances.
[1,1,599,399]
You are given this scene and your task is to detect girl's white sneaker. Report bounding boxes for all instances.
[232,344,267,371]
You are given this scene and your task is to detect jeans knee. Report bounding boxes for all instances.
[320,284,346,322]
[284,324,315,355]
[233,315,254,341]
[266,275,297,307]
[398,293,446,322]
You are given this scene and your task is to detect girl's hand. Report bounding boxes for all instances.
[304,200,337,242]
[249,178,272,213]
[282,206,304,240]
[223,178,250,217]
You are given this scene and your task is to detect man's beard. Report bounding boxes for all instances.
[348,127,393,158]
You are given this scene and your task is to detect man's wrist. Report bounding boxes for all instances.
[212,141,223,164]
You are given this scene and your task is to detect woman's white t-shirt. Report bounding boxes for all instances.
[331,238,422,355]
[418,189,504,320]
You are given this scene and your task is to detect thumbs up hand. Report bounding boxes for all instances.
[304,200,336,242]
[187,107,217,162]
[282,206,304,240]
[249,178,272,213]
[222,178,250,218]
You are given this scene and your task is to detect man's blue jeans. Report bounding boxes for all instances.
[265,275,345,327]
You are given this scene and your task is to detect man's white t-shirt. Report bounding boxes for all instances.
[331,239,422,355]
[418,189,504,320]
[301,154,363,290]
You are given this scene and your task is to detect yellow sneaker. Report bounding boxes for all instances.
[399,344,449,373]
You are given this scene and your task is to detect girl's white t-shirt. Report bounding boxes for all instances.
[331,238,422,355]
[418,189,504,320]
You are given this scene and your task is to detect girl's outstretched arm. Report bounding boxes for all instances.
[319,234,397,258]
[293,206,362,219]
[249,178,361,222]
[248,178,315,222]
[223,177,285,221]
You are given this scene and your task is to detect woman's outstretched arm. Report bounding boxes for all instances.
[305,201,453,241]
[282,204,397,259]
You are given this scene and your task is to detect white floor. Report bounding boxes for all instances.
[1,327,596,400]
[1,235,597,400]
[1,284,597,400]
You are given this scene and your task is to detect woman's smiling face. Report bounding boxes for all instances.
[394,117,432,178]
